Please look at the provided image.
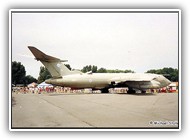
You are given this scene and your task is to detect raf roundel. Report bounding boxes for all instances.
[57,63,61,68]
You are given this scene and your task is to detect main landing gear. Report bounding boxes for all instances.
[127,88,146,94]
[100,88,109,93]
[127,89,136,94]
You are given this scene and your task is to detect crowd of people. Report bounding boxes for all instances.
[12,86,178,94]
[12,86,70,94]
[12,86,128,94]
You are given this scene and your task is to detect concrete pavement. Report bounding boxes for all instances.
[11,92,179,129]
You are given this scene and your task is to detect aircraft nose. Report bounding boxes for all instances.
[162,76,171,87]
[153,75,171,88]
[166,78,171,85]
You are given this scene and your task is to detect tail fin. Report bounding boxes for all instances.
[28,46,72,78]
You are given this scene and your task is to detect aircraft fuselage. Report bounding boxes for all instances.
[45,73,171,90]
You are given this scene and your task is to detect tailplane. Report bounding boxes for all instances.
[28,46,72,78]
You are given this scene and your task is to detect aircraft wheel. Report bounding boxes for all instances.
[101,88,109,93]
[142,90,146,93]
[127,89,136,94]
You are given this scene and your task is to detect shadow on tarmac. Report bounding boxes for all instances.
[47,92,156,96]
[117,93,156,96]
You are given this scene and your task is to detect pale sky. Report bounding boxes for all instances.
[11,11,179,79]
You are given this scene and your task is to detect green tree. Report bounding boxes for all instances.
[97,67,107,73]
[91,65,98,73]
[24,75,37,85]
[81,65,134,73]
[106,69,134,73]
[37,66,52,84]
[12,61,26,85]
[81,65,97,73]
[124,69,135,73]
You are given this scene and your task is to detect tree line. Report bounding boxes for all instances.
[81,65,134,73]
[12,61,37,85]
[12,61,179,85]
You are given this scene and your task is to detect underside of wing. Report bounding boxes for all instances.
[110,77,152,84]
[109,76,155,90]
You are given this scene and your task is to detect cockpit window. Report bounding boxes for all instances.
[153,78,157,80]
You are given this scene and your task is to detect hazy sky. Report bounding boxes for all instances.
[11,11,179,78]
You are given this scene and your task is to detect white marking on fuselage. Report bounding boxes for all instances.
[57,63,61,67]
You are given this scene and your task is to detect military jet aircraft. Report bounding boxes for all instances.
[28,46,171,93]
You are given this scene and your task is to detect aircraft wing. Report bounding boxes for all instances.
[110,77,152,86]
[108,75,160,90]
[110,76,152,85]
